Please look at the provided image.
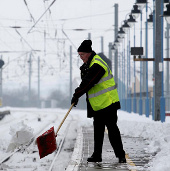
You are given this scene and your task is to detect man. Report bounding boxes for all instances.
[71,40,126,163]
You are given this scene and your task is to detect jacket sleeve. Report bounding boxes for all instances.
[73,63,105,98]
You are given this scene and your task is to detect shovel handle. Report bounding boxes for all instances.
[55,103,74,136]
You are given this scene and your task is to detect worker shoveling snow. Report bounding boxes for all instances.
[7,121,34,152]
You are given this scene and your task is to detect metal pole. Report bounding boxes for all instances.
[29,53,32,106]
[145,2,150,117]
[118,53,121,98]
[160,0,165,122]
[152,0,155,120]
[124,40,126,110]
[139,11,143,115]
[121,40,125,110]
[44,30,46,56]
[166,24,170,111]
[127,31,129,112]
[114,4,118,85]
[133,24,137,113]
[108,43,112,61]
[70,46,72,101]
[129,29,131,113]
[101,36,104,53]
[38,56,40,107]
[154,0,165,121]
[88,33,91,40]
[108,43,112,70]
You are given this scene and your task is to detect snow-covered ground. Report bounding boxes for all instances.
[0,107,170,171]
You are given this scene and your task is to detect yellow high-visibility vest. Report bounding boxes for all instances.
[88,55,119,111]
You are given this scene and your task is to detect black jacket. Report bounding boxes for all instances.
[73,51,120,118]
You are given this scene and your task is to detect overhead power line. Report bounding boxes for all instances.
[27,0,58,34]
[0,50,40,53]
[62,29,77,50]
[15,29,35,51]
[23,0,35,22]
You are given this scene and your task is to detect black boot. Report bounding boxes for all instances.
[118,157,126,163]
[87,153,102,162]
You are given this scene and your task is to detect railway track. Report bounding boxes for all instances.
[0,110,76,171]
[0,114,58,164]
[48,121,72,171]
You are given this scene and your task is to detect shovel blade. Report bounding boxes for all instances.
[37,126,57,159]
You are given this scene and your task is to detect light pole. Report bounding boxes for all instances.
[127,15,137,113]
[138,1,153,118]
[164,3,170,113]
[135,0,151,117]
[131,4,143,115]
[145,2,150,117]
[158,1,170,122]
[122,20,131,113]
[154,0,165,121]
[123,39,126,111]
[114,4,119,86]
[152,0,156,120]
[117,27,126,110]
[160,0,165,122]
[132,1,151,117]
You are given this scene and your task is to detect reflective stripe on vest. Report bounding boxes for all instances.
[95,58,113,84]
[88,84,117,98]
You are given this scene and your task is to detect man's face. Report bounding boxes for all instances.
[78,52,90,63]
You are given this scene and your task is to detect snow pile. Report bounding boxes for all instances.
[7,121,34,152]
[148,133,170,171]
[117,111,170,171]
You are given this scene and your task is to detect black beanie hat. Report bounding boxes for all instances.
[77,40,92,52]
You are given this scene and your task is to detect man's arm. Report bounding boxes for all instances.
[73,63,105,99]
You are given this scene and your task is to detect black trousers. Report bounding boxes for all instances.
[93,104,125,158]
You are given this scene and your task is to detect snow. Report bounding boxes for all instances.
[7,121,34,152]
[117,111,170,171]
[0,107,170,170]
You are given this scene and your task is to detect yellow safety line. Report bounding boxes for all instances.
[105,128,137,171]
[125,154,137,171]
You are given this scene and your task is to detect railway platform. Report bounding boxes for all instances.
[66,126,153,171]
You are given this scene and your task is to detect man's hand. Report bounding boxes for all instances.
[71,96,79,107]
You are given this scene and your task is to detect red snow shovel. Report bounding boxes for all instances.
[36,103,74,159]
